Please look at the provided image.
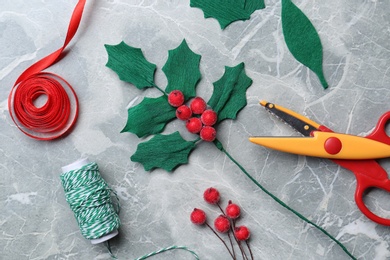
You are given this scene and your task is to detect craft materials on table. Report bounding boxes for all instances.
[250,101,390,226]
[5,0,389,259]
[8,0,86,140]
[104,38,356,259]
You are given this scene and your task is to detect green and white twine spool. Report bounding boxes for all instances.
[60,158,120,244]
[60,159,199,259]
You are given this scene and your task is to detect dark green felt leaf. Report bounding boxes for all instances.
[281,0,328,89]
[121,96,176,138]
[207,62,252,123]
[131,132,196,172]
[190,0,265,29]
[163,39,201,100]
[243,0,266,14]
[105,41,156,89]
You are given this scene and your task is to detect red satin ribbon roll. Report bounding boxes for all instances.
[9,0,86,140]
[9,73,79,140]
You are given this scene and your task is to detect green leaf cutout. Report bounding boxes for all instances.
[163,40,201,100]
[208,63,252,123]
[121,96,176,138]
[131,132,197,172]
[190,0,265,29]
[105,41,156,89]
[281,0,328,88]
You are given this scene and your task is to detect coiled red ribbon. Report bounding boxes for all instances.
[8,0,86,140]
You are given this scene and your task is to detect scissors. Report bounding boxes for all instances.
[249,100,390,226]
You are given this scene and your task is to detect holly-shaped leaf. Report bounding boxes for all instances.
[163,39,201,100]
[121,96,176,138]
[105,41,156,89]
[281,0,328,88]
[131,132,197,172]
[190,0,265,29]
[208,63,252,123]
[243,0,266,14]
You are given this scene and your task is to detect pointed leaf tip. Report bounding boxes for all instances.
[105,41,156,89]
[281,0,328,89]
[163,39,201,99]
[208,62,252,123]
[190,0,265,29]
[121,96,176,138]
[131,132,196,172]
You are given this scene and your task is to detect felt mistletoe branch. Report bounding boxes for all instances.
[190,0,328,88]
[104,39,355,259]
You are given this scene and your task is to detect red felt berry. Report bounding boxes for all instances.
[214,215,230,233]
[203,187,220,204]
[186,117,203,134]
[168,90,185,107]
[200,126,216,142]
[190,97,207,114]
[176,105,192,120]
[190,208,207,225]
[234,226,250,241]
[201,109,217,126]
[226,200,241,219]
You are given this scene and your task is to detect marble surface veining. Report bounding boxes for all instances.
[2,0,390,259]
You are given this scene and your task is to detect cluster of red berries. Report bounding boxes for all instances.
[190,187,253,259]
[168,90,218,142]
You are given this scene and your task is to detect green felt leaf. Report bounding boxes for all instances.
[105,41,156,89]
[131,132,197,172]
[190,0,265,29]
[163,39,201,100]
[207,63,252,123]
[281,0,328,89]
[121,96,176,138]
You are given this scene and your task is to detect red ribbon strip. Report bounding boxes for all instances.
[8,0,86,140]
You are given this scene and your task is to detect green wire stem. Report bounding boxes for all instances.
[213,139,356,260]
[135,245,199,260]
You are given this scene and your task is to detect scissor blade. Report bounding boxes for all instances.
[260,100,320,136]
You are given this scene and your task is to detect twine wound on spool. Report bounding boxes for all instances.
[61,159,199,259]
[60,159,120,244]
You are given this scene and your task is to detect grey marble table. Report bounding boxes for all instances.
[2,0,390,259]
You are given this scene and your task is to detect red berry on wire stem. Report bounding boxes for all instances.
[201,109,217,126]
[214,215,230,233]
[234,226,251,241]
[168,90,185,107]
[176,105,192,120]
[226,200,241,219]
[190,208,207,225]
[200,126,216,142]
[203,187,220,204]
[186,117,203,133]
[190,97,207,114]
